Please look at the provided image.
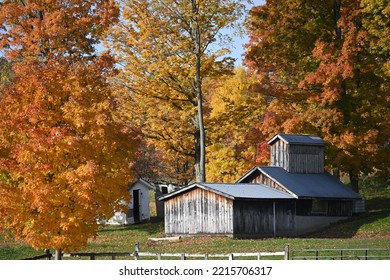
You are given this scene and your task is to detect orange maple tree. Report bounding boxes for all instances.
[244,0,389,191]
[0,1,138,253]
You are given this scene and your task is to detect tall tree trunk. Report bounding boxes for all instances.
[334,1,360,193]
[192,0,206,182]
[349,170,359,193]
[333,0,342,39]
[195,92,206,183]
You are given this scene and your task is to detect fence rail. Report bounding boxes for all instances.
[23,253,53,260]
[60,251,286,260]
[291,248,390,260]
[22,246,288,260]
[22,246,390,260]
[134,251,286,260]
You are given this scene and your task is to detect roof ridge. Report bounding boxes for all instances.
[268,133,325,146]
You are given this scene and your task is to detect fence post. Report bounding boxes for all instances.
[284,244,290,260]
[134,242,140,260]
[181,253,186,260]
[45,249,52,260]
[229,254,234,260]
[55,250,62,260]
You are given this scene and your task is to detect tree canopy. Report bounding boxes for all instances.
[106,0,247,183]
[244,0,389,191]
[0,0,138,252]
[206,67,266,182]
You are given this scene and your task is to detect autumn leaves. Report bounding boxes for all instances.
[0,0,388,253]
[0,1,135,252]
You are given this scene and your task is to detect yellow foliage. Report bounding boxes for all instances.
[206,68,266,182]
[106,0,247,183]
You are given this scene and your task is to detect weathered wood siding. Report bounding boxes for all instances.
[247,172,289,194]
[270,139,288,171]
[327,200,353,216]
[233,200,295,238]
[164,188,233,236]
[289,145,324,173]
[270,139,324,173]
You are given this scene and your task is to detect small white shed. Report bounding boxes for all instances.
[126,178,155,224]
[106,178,155,225]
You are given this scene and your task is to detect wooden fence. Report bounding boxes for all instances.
[22,246,390,260]
[23,251,287,260]
[290,248,390,260]
[22,244,288,260]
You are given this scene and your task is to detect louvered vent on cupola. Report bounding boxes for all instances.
[268,134,325,174]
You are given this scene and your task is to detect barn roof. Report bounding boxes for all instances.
[159,182,295,201]
[238,166,362,200]
[268,134,325,146]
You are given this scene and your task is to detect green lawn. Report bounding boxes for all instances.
[1,186,389,260]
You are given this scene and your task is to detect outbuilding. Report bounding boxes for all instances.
[106,178,155,225]
[160,182,295,238]
[160,134,364,237]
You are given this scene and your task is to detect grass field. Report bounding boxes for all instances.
[1,184,389,260]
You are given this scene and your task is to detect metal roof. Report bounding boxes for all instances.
[159,182,295,201]
[268,134,325,146]
[258,167,362,199]
[129,178,155,190]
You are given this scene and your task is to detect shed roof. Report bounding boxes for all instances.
[241,166,362,199]
[268,134,325,146]
[129,178,155,190]
[159,182,295,201]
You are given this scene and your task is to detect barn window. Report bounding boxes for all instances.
[311,199,328,215]
[161,186,168,194]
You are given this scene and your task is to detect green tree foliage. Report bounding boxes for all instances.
[0,58,13,90]
[361,0,390,80]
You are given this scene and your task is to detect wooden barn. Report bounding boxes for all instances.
[160,134,364,237]
[160,182,295,238]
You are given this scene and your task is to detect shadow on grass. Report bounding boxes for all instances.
[305,196,390,239]
[98,216,164,236]
[365,197,390,211]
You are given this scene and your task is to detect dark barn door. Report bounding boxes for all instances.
[133,189,140,223]
[233,200,295,238]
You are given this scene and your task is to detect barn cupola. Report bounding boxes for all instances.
[268,134,325,174]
